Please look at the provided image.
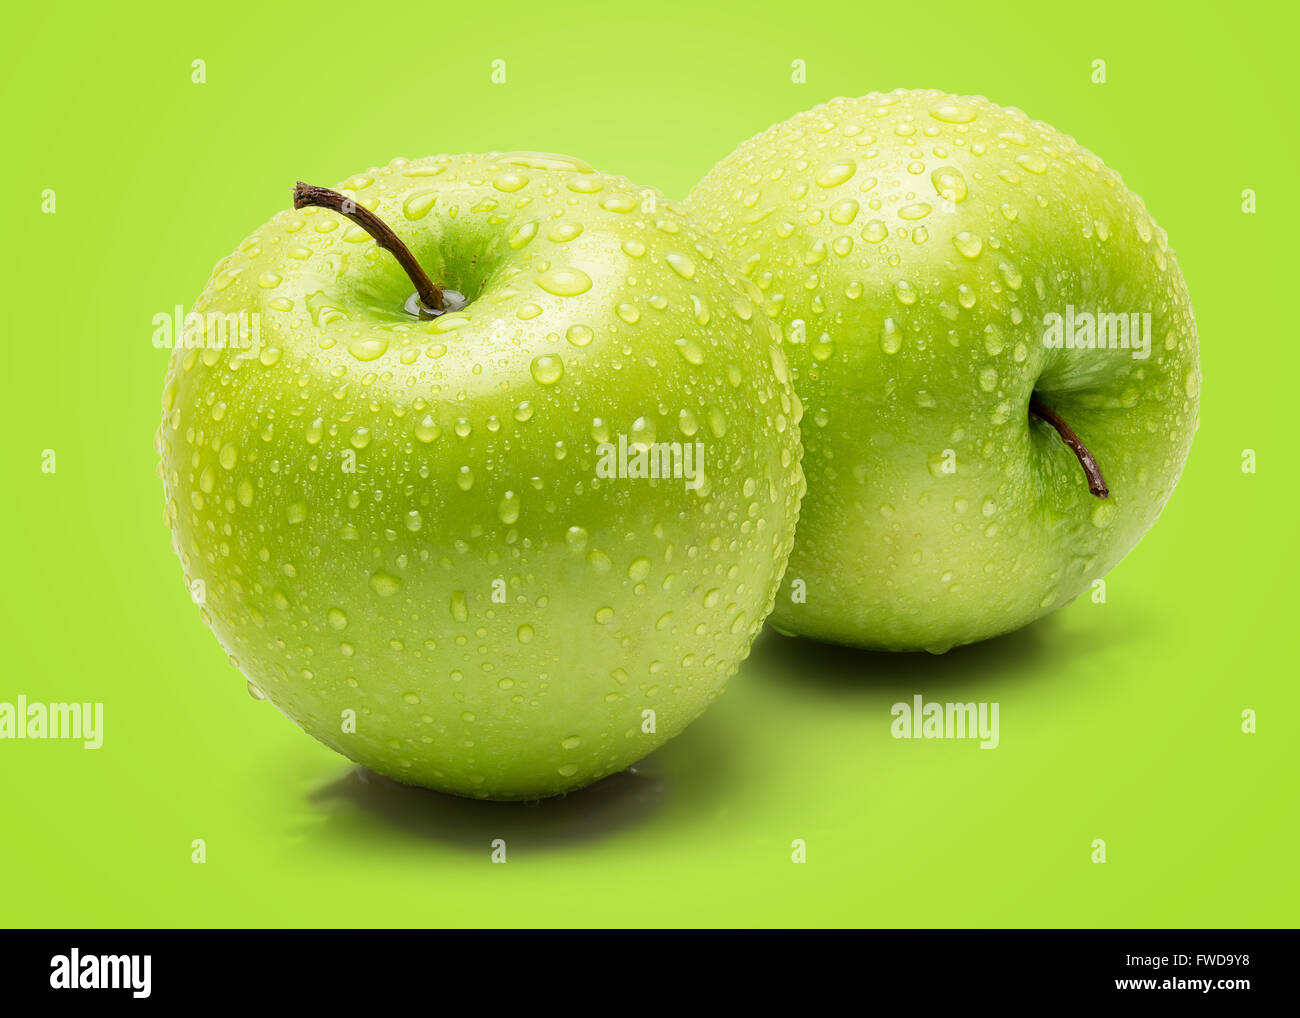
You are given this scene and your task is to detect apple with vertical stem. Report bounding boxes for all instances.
[158,152,804,798]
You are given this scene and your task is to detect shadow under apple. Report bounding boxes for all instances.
[308,766,660,851]
[749,609,1101,697]
[305,700,741,852]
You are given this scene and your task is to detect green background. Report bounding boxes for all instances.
[2,0,1296,927]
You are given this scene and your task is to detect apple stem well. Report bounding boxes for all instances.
[291,182,446,315]
[1029,393,1109,498]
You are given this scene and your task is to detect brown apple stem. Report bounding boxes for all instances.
[291,182,445,312]
[1029,393,1109,498]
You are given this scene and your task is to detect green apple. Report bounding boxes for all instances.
[157,152,804,799]
[690,90,1200,652]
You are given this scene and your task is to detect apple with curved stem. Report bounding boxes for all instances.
[157,152,804,799]
[690,90,1200,652]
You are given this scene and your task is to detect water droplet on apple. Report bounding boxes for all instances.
[1090,502,1117,529]
[537,268,592,297]
[213,266,242,290]
[530,355,564,385]
[953,231,983,258]
[1014,151,1048,175]
[566,174,603,194]
[348,337,389,361]
[631,416,657,445]
[880,318,902,354]
[600,195,637,213]
[402,191,438,220]
[565,324,593,347]
[508,221,539,249]
[691,294,711,325]
[862,219,888,243]
[415,415,440,442]
[493,172,529,193]
[370,571,401,597]
[815,161,856,187]
[930,102,977,124]
[675,337,705,365]
[499,152,593,173]
[542,222,582,244]
[666,251,696,279]
[930,166,968,202]
[829,198,860,224]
